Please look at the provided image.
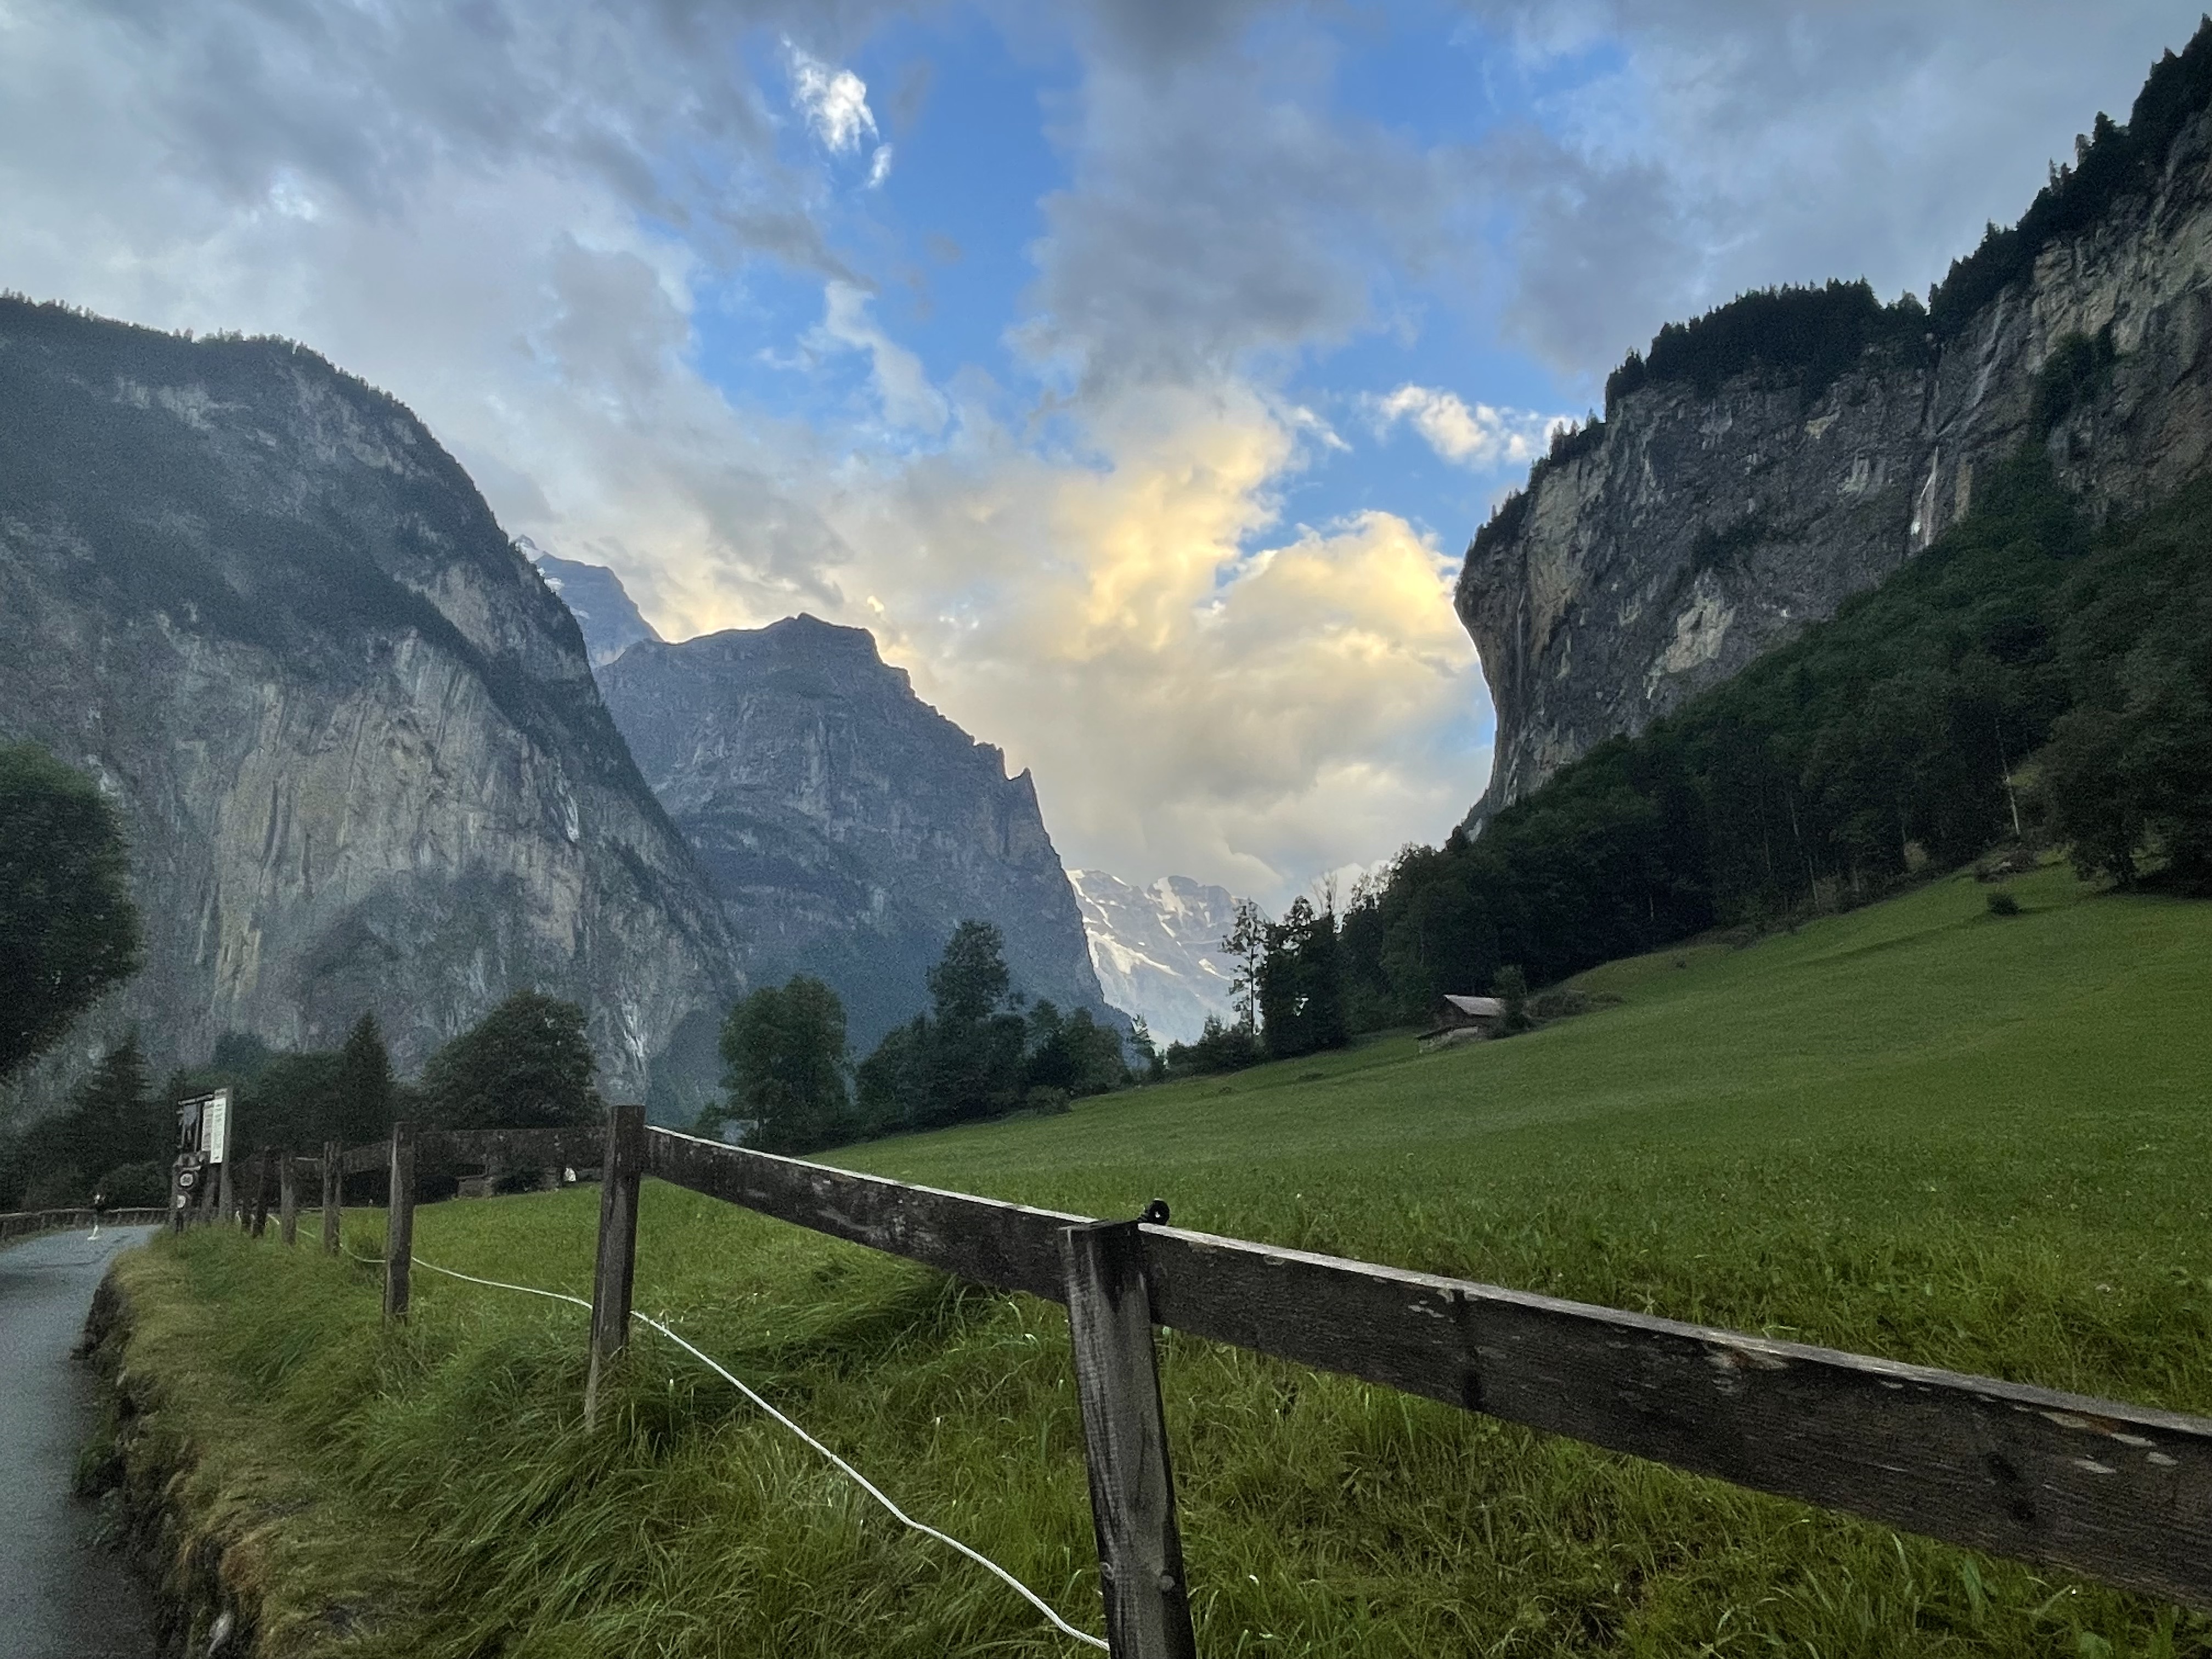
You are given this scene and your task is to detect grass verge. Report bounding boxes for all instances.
[104,860,2212,1655]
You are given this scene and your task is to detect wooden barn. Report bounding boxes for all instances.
[1425,994,1507,1042]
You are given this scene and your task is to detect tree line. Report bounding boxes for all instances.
[716,919,1133,1154]
[0,990,606,1211]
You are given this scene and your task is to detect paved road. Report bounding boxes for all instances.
[0,1225,160,1659]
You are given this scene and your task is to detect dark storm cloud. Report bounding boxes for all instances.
[1072,0,1284,69]
[1020,30,1480,393]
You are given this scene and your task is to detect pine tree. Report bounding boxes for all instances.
[332,1013,397,1145]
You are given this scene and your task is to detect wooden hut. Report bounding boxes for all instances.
[1424,994,1507,1042]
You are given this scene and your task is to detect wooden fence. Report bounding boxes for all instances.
[1,1206,167,1242]
[283,1109,2212,1656]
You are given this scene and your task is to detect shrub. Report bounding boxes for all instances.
[1987,891,2022,917]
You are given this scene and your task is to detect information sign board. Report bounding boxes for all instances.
[177,1087,232,1164]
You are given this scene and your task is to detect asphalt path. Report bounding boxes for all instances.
[0,1224,160,1659]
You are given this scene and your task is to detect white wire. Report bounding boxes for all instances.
[349,1240,1108,1652]
[627,1306,1109,1652]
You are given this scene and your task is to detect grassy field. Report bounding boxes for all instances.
[117,860,2212,1656]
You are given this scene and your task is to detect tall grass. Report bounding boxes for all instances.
[120,861,2212,1656]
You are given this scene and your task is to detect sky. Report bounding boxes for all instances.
[0,0,2197,908]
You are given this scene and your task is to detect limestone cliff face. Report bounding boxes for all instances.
[0,301,740,1112]
[596,617,1114,1049]
[1457,103,2212,822]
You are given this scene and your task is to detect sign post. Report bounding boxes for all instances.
[177,1087,234,1226]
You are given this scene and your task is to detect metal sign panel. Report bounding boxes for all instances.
[178,1087,232,1164]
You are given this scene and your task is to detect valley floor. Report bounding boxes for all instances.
[98,860,2212,1656]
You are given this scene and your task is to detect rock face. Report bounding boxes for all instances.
[526,542,661,668]
[596,617,1114,1049]
[1458,99,2212,823]
[1066,871,1243,1047]
[0,301,740,1115]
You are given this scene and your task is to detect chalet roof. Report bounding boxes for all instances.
[1442,994,1506,1018]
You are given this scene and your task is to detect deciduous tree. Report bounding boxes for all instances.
[421,991,599,1130]
[720,976,851,1153]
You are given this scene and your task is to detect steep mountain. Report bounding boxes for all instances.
[1066,871,1243,1046]
[1457,29,2212,823]
[525,541,661,667]
[595,616,1114,1048]
[0,300,740,1115]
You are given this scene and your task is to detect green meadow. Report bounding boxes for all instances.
[111,860,2212,1656]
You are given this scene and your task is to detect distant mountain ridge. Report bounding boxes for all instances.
[0,298,740,1115]
[594,611,1115,1049]
[1067,871,1243,1046]
[526,541,661,667]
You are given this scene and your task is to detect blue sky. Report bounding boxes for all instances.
[0,0,2197,905]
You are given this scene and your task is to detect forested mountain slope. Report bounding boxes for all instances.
[1459,25,2212,823]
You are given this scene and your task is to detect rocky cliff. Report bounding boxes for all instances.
[0,301,741,1114]
[1458,40,2212,822]
[596,616,1114,1050]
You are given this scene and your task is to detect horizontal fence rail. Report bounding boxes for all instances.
[2,1207,166,1242]
[640,1126,2212,1613]
[338,1125,606,1178]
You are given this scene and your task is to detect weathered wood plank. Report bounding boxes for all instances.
[418,1126,606,1173]
[1063,1222,1196,1659]
[383,1124,416,1322]
[0,1207,167,1240]
[340,1142,386,1177]
[248,1147,273,1239]
[644,1128,1082,1300]
[1137,1225,2212,1611]
[340,1127,603,1181]
[321,1140,341,1255]
[278,1144,298,1246]
[584,1105,645,1427]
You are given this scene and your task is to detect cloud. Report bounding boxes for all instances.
[1017,33,1480,394]
[788,46,879,155]
[790,381,1488,900]
[1460,0,2198,375]
[1367,385,1566,471]
[815,280,949,434]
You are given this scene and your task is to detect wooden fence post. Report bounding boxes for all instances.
[383,1122,416,1322]
[249,1147,273,1238]
[216,1151,234,1228]
[1060,1220,1197,1659]
[584,1103,646,1427]
[279,1146,298,1246]
[321,1140,341,1256]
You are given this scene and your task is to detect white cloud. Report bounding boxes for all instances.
[866,143,895,189]
[1367,385,1567,470]
[787,47,878,156]
[815,280,949,435]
